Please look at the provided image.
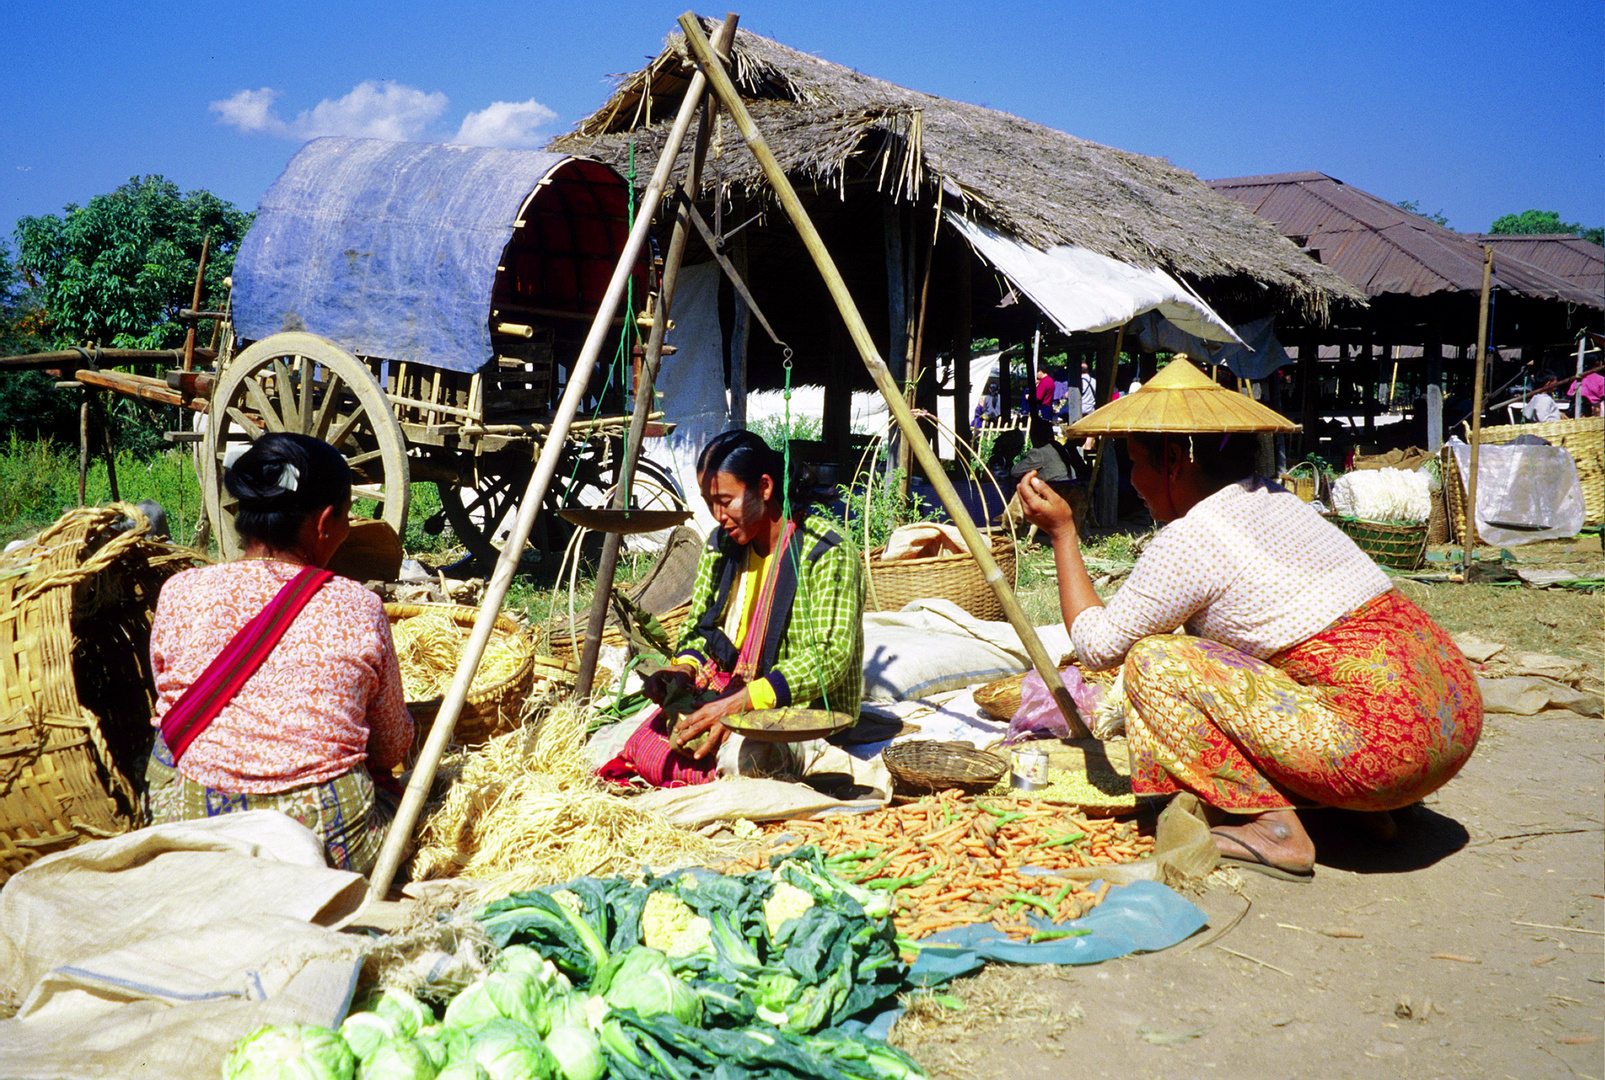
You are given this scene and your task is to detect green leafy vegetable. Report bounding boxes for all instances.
[465,1019,557,1080]
[762,881,816,946]
[543,1024,606,1080]
[443,972,549,1036]
[354,1037,438,1080]
[599,947,703,1026]
[222,1023,357,1080]
[340,1013,401,1062]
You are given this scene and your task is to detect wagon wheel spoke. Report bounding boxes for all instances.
[311,371,346,440]
[297,357,316,433]
[326,404,364,450]
[351,483,390,504]
[224,407,265,439]
[272,359,297,431]
[344,448,385,469]
[241,375,286,433]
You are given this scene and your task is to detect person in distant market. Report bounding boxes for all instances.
[1016,358,1482,881]
[146,433,412,873]
[601,430,864,786]
[1523,372,1566,423]
[1569,369,1603,417]
[1034,364,1056,420]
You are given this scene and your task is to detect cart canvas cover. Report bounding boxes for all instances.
[234,137,586,373]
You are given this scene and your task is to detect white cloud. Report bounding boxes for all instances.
[210,81,448,142]
[453,99,558,149]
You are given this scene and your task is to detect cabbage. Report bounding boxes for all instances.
[466,1019,557,1080]
[443,972,549,1035]
[354,1037,437,1080]
[368,989,432,1039]
[341,1014,400,1062]
[491,946,572,994]
[416,1025,473,1071]
[223,1023,357,1080]
[543,1025,606,1080]
[433,1066,489,1080]
[599,947,702,1026]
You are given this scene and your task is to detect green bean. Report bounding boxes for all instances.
[1030,928,1093,943]
[864,867,937,891]
[1038,831,1086,848]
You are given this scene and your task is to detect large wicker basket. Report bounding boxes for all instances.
[1476,417,1603,527]
[386,603,538,748]
[0,505,204,884]
[866,531,1017,622]
[1332,515,1428,571]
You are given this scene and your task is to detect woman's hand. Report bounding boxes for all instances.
[670,688,752,760]
[642,663,697,705]
[1017,471,1077,538]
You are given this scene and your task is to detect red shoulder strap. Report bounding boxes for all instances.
[159,566,334,763]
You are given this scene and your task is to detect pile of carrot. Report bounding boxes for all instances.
[726,789,1154,944]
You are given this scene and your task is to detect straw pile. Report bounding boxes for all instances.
[392,610,530,702]
[410,700,741,900]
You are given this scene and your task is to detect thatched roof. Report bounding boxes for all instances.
[550,20,1364,322]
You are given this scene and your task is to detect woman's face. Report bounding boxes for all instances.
[1126,438,1178,522]
[699,469,773,545]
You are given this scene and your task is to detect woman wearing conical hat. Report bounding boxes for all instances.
[1018,358,1482,881]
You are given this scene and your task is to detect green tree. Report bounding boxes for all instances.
[12,175,252,350]
[1488,209,1603,247]
[0,241,78,444]
[1396,199,1451,227]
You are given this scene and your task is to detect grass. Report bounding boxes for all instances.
[0,434,209,547]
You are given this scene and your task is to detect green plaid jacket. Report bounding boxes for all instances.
[674,513,864,719]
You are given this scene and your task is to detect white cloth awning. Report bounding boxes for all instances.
[947,213,1243,344]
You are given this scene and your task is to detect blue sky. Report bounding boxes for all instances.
[2,0,1599,246]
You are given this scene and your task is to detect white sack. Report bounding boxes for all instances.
[1446,440,1585,545]
[862,599,1070,702]
[0,811,367,1080]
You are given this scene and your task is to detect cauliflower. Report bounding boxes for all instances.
[641,891,714,958]
[763,881,816,944]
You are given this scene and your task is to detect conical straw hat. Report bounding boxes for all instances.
[1068,356,1299,436]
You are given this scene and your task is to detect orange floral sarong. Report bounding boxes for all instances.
[1121,590,1482,812]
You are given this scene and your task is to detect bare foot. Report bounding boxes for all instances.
[1210,809,1316,874]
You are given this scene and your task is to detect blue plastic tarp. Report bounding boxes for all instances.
[232,137,572,373]
[908,879,1209,982]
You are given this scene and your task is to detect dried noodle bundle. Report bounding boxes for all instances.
[391,611,529,701]
[411,700,739,900]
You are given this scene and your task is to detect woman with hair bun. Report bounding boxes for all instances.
[145,432,413,873]
[600,429,864,786]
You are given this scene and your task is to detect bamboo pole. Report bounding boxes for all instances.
[678,12,1087,737]
[1463,246,1494,579]
[365,22,724,901]
[576,14,739,699]
[182,236,211,373]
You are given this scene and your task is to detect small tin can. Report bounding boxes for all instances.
[1010,745,1050,791]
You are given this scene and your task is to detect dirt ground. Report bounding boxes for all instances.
[898,544,1605,1080]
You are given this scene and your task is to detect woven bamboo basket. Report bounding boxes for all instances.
[883,740,1008,797]
[0,505,204,884]
[972,662,1115,724]
[1279,461,1322,503]
[386,603,538,748]
[547,601,693,662]
[1476,417,1604,527]
[866,531,1017,622]
[1332,515,1428,571]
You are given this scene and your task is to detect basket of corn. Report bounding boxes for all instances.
[386,603,543,747]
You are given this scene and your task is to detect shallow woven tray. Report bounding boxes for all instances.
[386,603,537,748]
[866,531,1016,622]
[883,740,1008,797]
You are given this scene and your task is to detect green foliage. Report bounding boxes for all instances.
[12,175,252,350]
[1396,199,1451,227]
[0,436,207,545]
[835,466,934,550]
[1489,209,1603,246]
[746,411,822,453]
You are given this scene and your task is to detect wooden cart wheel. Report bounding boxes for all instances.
[437,437,684,567]
[203,332,411,559]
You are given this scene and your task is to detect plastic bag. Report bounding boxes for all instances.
[1006,666,1105,743]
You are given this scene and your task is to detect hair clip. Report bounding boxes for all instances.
[275,463,300,493]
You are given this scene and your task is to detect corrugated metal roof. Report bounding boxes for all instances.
[1466,234,1604,301]
[1207,172,1600,310]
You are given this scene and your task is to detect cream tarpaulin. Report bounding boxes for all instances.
[947,213,1243,344]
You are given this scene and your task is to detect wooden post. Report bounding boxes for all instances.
[1088,327,1123,526]
[1424,329,1443,449]
[1298,338,1317,456]
[680,12,1087,736]
[366,15,730,902]
[1463,247,1494,578]
[729,213,750,429]
[954,250,972,455]
[182,236,211,373]
[575,14,739,700]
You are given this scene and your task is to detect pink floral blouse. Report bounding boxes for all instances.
[150,559,413,793]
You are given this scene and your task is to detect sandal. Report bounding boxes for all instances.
[1210,828,1315,883]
